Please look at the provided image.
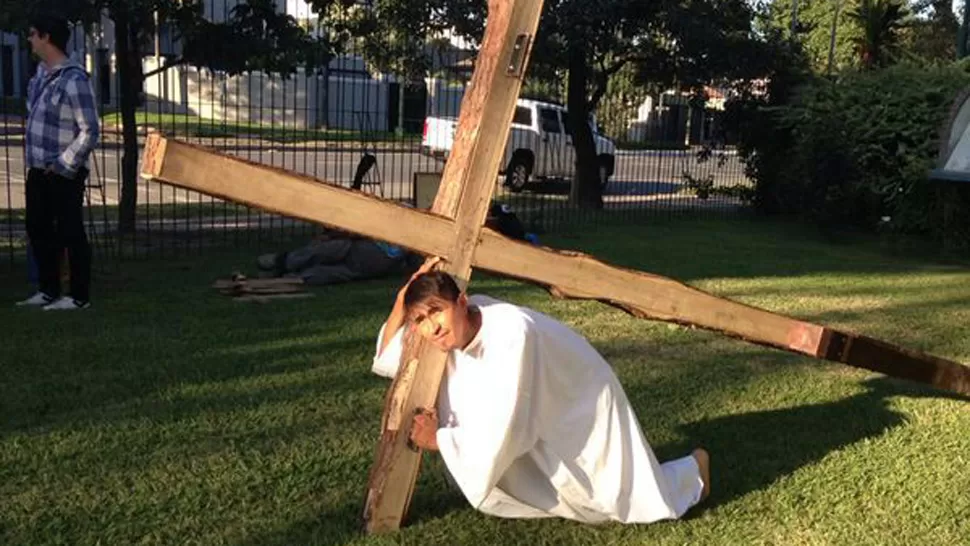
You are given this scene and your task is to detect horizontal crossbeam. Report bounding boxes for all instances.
[142,134,970,397]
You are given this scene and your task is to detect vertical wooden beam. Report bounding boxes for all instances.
[361,0,545,533]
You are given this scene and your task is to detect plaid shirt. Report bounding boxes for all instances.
[25,59,100,178]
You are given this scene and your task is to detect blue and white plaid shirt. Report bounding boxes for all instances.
[25,59,100,178]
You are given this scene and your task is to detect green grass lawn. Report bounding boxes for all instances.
[100,112,420,144]
[2,216,969,545]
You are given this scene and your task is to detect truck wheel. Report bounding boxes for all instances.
[505,159,531,193]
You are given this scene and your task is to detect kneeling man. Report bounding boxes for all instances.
[372,259,711,524]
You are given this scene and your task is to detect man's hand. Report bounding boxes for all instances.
[379,256,445,358]
[409,409,439,451]
[398,256,443,300]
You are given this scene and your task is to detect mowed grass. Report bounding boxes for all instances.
[1,216,969,546]
[100,112,418,144]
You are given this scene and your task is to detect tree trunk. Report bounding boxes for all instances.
[114,13,140,234]
[567,46,602,209]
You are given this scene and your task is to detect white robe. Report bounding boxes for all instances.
[372,295,703,523]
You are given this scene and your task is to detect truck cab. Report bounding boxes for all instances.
[422,98,617,192]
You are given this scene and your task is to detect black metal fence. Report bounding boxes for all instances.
[1,6,752,271]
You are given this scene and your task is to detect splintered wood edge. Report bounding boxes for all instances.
[140,132,168,179]
[385,359,419,431]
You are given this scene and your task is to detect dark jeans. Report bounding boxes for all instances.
[25,168,91,302]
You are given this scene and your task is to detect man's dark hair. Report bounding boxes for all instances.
[404,271,461,310]
[29,14,71,54]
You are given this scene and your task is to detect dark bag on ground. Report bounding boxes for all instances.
[487,203,527,240]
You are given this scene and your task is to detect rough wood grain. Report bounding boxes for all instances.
[360,0,545,533]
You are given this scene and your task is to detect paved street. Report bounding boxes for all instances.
[1,143,749,212]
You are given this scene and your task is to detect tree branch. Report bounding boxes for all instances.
[587,55,633,110]
[142,57,186,80]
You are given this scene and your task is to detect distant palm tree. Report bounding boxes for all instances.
[847,0,909,69]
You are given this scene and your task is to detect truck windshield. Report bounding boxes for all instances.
[539,108,562,133]
[512,106,532,126]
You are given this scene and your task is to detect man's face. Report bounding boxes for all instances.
[27,27,46,58]
[407,294,471,352]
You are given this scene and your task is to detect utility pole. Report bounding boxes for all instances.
[790,0,800,38]
[153,11,160,62]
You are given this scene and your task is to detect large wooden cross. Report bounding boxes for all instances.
[140,0,970,535]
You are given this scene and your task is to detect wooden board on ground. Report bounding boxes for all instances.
[213,274,307,298]
[232,293,315,303]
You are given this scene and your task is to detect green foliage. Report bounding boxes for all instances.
[13,0,339,77]
[766,0,863,73]
[766,1,958,74]
[847,0,910,69]
[734,60,970,239]
[903,0,959,63]
[594,64,653,141]
[520,75,565,104]
[723,30,815,216]
[328,0,770,208]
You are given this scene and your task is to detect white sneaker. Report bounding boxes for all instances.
[42,297,91,311]
[15,292,56,307]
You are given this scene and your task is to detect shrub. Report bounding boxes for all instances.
[732,61,970,240]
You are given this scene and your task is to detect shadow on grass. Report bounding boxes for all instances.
[0,248,406,434]
[675,376,970,512]
[234,458,468,546]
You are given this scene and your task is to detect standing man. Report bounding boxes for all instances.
[16,14,99,310]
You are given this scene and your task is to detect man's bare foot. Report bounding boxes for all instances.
[692,448,711,502]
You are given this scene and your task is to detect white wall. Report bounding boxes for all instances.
[143,59,323,128]
[326,74,389,132]
[143,58,409,132]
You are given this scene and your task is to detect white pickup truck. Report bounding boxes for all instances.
[421,99,617,191]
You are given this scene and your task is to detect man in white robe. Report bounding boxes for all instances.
[372,261,710,524]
